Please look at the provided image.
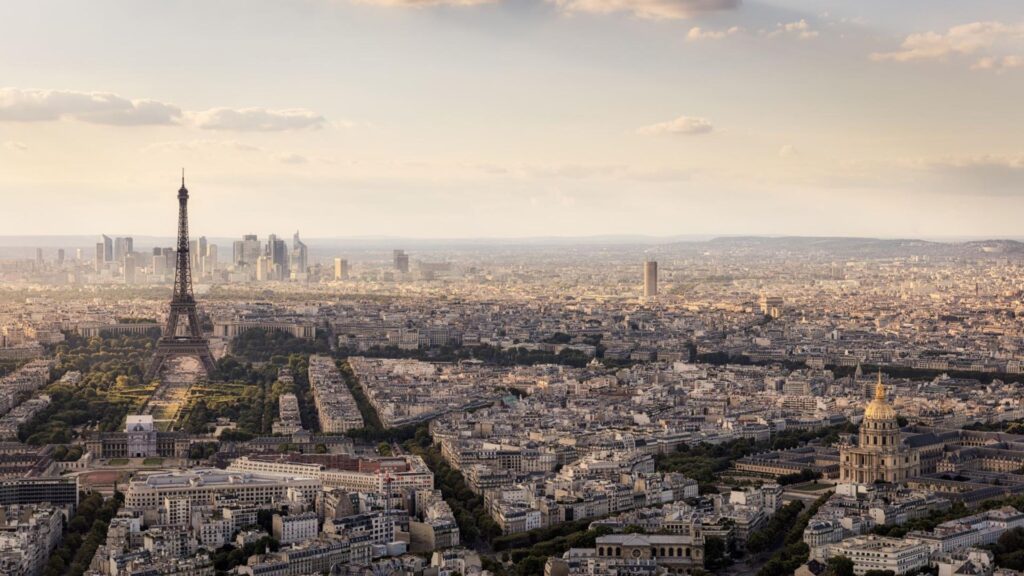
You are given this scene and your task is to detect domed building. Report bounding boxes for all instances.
[839,373,920,484]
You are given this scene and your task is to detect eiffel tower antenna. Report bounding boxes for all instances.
[144,173,217,381]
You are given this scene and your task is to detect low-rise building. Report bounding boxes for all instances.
[823,535,930,576]
[272,512,318,546]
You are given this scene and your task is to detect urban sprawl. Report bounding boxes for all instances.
[3,221,1024,576]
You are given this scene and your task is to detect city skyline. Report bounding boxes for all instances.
[3,0,1024,237]
[6,3,1024,575]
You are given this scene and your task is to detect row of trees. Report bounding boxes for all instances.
[484,525,615,576]
[338,343,596,369]
[0,359,25,378]
[51,332,155,377]
[491,519,611,553]
[44,492,123,576]
[402,427,503,545]
[338,360,384,430]
[871,501,969,538]
[20,332,156,445]
[286,355,319,430]
[745,501,806,555]
[654,423,855,490]
[755,493,831,576]
[192,358,282,436]
[210,536,281,572]
[50,444,85,462]
[964,418,1024,434]
[19,386,132,445]
[229,328,331,362]
[332,358,427,444]
[873,492,1024,540]
[989,527,1024,571]
[777,468,823,485]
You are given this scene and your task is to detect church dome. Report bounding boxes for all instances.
[864,374,896,421]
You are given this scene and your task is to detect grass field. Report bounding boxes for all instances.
[175,381,255,430]
[143,458,165,466]
[107,458,129,465]
[107,380,158,408]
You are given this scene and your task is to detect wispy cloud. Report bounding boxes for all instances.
[547,0,739,20]
[688,20,818,42]
[764,19,818,39]
[0,88,182,125]
[971,54,1024,71]
[919,154,1024,195]
[191,108,326,132]
[0,87,330,132]
[352,0,497,6]
[637,115,713,136]
[871,21,1024,70]
[278,153,310,165]
[687,25,741,41]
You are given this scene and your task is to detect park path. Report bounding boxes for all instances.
[142,357,203,430]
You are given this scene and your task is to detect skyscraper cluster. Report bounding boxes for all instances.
[230,231,310,282]
[94,235,140,283]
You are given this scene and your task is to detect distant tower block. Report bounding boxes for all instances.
[643,260,658,298]
[393,249,409,274]
[334,258,349,280]
[145,173,217,381]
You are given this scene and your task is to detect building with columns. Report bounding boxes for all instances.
[839,374,921,484]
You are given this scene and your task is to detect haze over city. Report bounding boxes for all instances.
[6,3,1024,576]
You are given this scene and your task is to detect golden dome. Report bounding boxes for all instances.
[864,372,897,421]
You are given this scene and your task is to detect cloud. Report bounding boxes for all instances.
[3,141,28,151]
[0,88,182,125]
[689,21,819,42]
[919,155,1024,196]
[637,115,713,136]
[191,108,326,132]
[352,0,495,5]
[871,21,1024,67]
[687,26,741,41]
[971,54,1024,70]
[0,87,332,133]
[278,153,310,165]
[778,144,797,158]
[765,19,818,39]
[547,0,739,20]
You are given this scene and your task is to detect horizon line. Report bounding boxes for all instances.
[2,233,1024,245]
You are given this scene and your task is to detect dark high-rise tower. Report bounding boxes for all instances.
[145,174,217,381]
[643,260,658,298]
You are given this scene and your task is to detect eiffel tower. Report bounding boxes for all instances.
[144,173,217,381]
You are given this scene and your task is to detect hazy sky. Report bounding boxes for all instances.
[1,0,1023,238]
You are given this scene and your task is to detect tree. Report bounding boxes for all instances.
[996,527,1024,554]
[704,536,728,570]
[377,442,393,456]
[826,556,855,576]
[992,528,1024,570]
